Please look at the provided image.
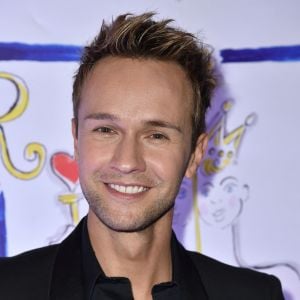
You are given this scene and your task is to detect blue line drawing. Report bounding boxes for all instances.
[0,42,82,61]
[0,190,7,257]
[221,45,300,63]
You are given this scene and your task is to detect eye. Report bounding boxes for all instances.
[148,132,170,144]
[94,127,116,135]
[223,183,236,193]
[202,186,211,197]
[150,133,167,140]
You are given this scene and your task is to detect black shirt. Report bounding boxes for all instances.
[81,219,207,299]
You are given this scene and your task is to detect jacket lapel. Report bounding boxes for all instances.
[49,220,85,300]
[172,234,209,300]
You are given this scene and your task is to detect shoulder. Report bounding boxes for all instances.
[187,250,284,299]
[0,243,59,274]
[0,244,59,299]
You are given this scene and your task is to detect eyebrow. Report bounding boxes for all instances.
[84,113,182,133]
[84,112,119,121]
[220,176,238,185]
[144,120,182,133]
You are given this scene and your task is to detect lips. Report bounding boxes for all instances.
[107,183,149,194]
[213,208,225,222]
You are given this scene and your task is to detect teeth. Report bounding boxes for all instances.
[109,184,148,194]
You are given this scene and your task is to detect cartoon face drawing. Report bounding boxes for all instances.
[198,176,249,228]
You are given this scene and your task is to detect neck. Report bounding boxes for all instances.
[87,210,173,299]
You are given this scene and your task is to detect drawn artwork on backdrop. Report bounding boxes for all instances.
[48,152,84,244]
[196,100,300,281]
[199,176,248,229]
[0,72,46,180]
[173,100,257,250]
[173,178,192,241]
[0,184,7,256]
[0,72,46,256]
[198,176,300,281]
[201,101,256,176]
[199,100,256,251]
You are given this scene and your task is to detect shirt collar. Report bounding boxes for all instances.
[81,217,208,300]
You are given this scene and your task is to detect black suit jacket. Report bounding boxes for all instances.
[0,219,284,300]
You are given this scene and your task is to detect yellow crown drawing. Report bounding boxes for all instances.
[201,101,256,176]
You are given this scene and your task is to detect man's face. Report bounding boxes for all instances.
[73,57,206,232]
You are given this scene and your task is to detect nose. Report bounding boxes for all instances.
[210,197,222,205]
[110,134,146,174]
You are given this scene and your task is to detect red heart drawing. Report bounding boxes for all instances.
[51,152,79,190]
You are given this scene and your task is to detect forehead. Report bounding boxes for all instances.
[79,57,193,123]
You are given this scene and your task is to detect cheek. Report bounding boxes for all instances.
[227,196,242,218]
[199,202,209,215]
[228,196,238,207]
[148,156,177,183]
[77,137,113,172]
[146,145,189,178]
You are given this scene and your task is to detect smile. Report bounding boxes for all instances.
[107,184,149,194]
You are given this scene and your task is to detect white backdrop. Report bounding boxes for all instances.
[1,1,299,299]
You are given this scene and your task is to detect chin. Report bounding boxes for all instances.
[94,205,173,233]
[97,215,156,233]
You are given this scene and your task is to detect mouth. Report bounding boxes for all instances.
[213,209,225,222]
[106,183,150,195]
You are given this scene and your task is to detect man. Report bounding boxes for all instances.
[0,13,284,299]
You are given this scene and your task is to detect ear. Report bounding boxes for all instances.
[185,133,208,178]
[241,184,250,202]
[71,118,79,161]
